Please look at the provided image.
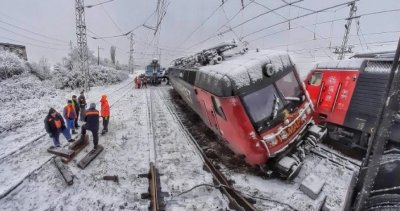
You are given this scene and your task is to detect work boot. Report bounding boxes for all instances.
[90,145,98,154]
[72,129,78,134]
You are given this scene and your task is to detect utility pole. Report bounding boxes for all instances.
[75,0,90,91]
[336,1,358,60]
[97,46,104,65]
[128,33,134,74]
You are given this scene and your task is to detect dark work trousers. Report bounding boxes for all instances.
[81,124,99,146]
[80,106,86,121]
[102,116,109,132]
[75,118,79,128]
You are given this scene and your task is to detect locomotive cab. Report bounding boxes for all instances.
[305,54,400,153]
[169,45,327,179]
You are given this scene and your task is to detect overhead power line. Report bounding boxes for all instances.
[241,0,359,39]
[86,0,115,8]
[90,10,156,39]
[248,8,400,43]
[179,0,229,48]
[87,28,129,52]
[0,19,69,44]
[185,0,301,50]
[218,0,303,36]
[0,35,68,51]
[0,25,69,46]
[96,0,124,34]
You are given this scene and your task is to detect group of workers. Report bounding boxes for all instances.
[134,75,148,89]
[44,91,110,151]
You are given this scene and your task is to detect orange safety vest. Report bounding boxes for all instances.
[54,119,62,129]
[65,105,76,119]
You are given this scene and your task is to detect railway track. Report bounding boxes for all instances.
[311,144,361,171]
[154,88,257,211]
[0,80,133,200]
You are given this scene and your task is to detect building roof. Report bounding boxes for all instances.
[0,42,26,48]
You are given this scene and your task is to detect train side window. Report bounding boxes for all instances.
[309,72,323,86]
[187,70,197,85]
[211,96,226,120]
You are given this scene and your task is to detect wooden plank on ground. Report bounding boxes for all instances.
[53,157,74,185]
[47,147,75,159]
[77,145,104,169]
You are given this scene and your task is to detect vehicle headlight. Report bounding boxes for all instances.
[263,135,278,146]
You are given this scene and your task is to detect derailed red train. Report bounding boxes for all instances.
[168,44,326,178]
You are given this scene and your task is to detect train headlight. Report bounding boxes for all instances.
[284,118,290,125]
[280,129,289,140]
[301,113,307,122]
[263,135,278,146]
[262,63,275,77]
[306,106,311,115]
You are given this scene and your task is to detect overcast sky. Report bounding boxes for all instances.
[0,0,399,73]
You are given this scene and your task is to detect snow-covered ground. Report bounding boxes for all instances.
[0,75,230,210]
[0,74,358,210]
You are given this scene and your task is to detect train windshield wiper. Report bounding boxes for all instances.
[270,94,280,120]
[284,96,301,102]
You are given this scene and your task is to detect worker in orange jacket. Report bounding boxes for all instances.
[63,100,77,134]
[100,95,110,135]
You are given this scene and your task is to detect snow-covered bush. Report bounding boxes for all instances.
[89,65,127,85]
[52,65,127,89]
[52,66,85,89]
[0,51,27,80]
[26,62,52,80]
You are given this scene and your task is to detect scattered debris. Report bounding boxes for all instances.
[300,173,325,200]
[77,145,104,169]
[102,175,119,183]
[53,157,73,185]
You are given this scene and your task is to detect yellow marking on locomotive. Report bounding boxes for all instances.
[286,116,304,137]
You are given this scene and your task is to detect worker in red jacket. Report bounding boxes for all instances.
[100,95,110,135]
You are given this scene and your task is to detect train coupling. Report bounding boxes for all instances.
[275,125,327,179]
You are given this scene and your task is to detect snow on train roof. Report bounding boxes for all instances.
[315,59,365,70]
[197,50,293,89]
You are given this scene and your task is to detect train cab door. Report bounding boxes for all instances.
[196,89,222,134]
[201,99,220,132]
[318,72,341,113]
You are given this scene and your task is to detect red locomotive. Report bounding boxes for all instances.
[168,42,326,178]
[304,51,400,151]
